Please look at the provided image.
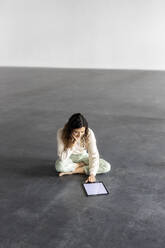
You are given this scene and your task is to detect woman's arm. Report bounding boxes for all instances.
[87,128,100,176]
[57,128,73,161]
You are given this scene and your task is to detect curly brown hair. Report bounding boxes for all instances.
[61,113,90,151]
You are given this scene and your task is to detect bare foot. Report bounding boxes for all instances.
[59,172,64,176]
[58,166,85,176]
[76,162,86,167]
[59,172,73,176]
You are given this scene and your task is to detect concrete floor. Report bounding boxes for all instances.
[0,67,165,248]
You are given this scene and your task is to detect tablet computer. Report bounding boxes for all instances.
[82,181,109,196]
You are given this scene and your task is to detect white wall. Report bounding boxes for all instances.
[0,0,165,70]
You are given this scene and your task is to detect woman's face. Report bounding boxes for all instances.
[72,127,85,139]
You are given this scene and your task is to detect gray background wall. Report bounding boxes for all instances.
[0,0,165,70]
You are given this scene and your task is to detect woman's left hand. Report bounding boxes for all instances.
[85,174,96,183]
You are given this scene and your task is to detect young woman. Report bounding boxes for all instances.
[55,113,111,183]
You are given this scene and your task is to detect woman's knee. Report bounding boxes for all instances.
[55,159,65,172]
[102,160,111,173]
[105,162,111,172]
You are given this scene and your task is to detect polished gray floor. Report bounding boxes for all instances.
[0,67,165,248]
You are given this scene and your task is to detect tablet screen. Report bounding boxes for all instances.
[83,181,109,196]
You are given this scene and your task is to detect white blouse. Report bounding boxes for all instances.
[56,127,100,176]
